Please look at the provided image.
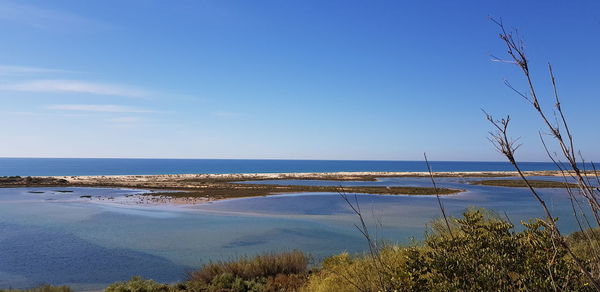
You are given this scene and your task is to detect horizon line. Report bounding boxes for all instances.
[0,156,556,163]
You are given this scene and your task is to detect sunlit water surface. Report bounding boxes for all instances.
[0,177,590,290]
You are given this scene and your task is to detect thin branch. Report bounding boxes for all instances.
[424,152,453,238]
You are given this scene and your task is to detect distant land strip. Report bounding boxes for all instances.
[0,170,584,200]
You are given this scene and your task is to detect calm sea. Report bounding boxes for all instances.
[0,158,562,176]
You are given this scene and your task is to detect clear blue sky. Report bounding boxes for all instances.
[0,0,598,161]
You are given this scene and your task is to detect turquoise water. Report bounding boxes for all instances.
[0,158,565,176]
[0,177,592,290]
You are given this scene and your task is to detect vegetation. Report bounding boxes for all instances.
[147,184,461,200]
[105,277,172,292]
[567,228,600,280]
[185,251,309,291]
[303,208,594,291]
[0,285,72,292]
[6,17,600,292]
[483,19,600,289]
[0,176,68,186]
[104,251,310,292]
[93,19,600,292]
[471,179,578,188]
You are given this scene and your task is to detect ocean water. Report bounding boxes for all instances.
[0,177,593,290]
[0,158,563,176]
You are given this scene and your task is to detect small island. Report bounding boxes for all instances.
[0,172,466,201]
[0,170,582,203]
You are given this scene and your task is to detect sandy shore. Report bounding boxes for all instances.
[0,170,570,207]
[54,170,565,185]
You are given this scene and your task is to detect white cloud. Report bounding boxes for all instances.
[47,104,155,113]
[0,80,150,97]
[0,65,79,75]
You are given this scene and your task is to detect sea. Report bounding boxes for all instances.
[0,158,563,176]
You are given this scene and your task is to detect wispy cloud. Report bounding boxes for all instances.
[0,80,150,97]
[0,65,80,76]
[47,104,155,113]
[0,1,108,31]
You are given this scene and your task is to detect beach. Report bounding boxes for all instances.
[0,170,576,207]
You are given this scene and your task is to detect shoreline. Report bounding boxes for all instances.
[53,169,568,182]
[0,170,572,206]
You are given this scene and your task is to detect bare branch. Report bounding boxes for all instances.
[424,152,453,238]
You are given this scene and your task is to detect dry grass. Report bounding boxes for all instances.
[0,286,72,292]
[187,251,309,283]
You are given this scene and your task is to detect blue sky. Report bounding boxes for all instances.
[0,0,598,161]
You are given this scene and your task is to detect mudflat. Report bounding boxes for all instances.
[0,170,574,202]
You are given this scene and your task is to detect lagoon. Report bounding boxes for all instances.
[0,176,589,290]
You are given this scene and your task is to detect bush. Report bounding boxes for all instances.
[0,285,72,292]
[567,227,600,280]
[414,209,589,291]
[301,246,416,292]
[304,208,594,291]
[183,250,309,292]
[105,276,171,292]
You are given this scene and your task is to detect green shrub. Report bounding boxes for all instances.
[304,208,594,291]
[105,276,171,292]
[567,227,600,280]
[301,246,416,292]
[412,209,589,291]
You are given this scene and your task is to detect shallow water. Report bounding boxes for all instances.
[0,178,593,290]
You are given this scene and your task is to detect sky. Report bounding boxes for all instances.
[0,0,599,161]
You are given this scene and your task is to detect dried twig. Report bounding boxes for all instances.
[486,18,600,289]
[424,153,453,238]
